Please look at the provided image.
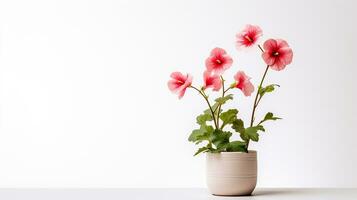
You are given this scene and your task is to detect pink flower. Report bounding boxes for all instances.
[236,24,263,49]
[234,71,254,96]
[203,71,222,91]
[205,48,233,75]
[168,72,193,99]
[262,39,293,71]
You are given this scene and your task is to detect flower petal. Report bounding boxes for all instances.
[183,73,193,88]
[223,55,233,67]
[203,70,221,91]
[262,38,293,71]
[205,58,215,72]
[170,72,185,82]
[270,58,286,71]
[262,52,276,66]
[236,24,263,49]
[211,47,227,57]
[178,87,187,99]
[280,48,293,66]
[205,47,232,75]
[167,80,181,92]
[168,72,193,99]
[276,39,289,49]
[263,39,278,52]
[234,71,254,96]
[242,81,254,96]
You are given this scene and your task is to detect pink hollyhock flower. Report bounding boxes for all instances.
[262,39,293,71]
[236,24,263,49]
[203,71,222,91]
[234,71,254,96]
[205,48,233,75]
[168,72,193,99]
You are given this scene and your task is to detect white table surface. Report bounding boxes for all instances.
[0,188,355,200]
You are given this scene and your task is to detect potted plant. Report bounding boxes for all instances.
[168,24,293,196]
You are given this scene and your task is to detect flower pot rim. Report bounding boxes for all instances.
[207,150,256,154]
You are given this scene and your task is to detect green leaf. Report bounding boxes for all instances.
[247,131,259,141]
[258,112,282,125]
[232,119,245,134]
[231,119,249,141]
[215,94,233,105]
[211,102,219,112]
[226,141,247,152]
[240,133,250,141]
[245,125,265,142]
[193,146,209,156]
[194,140,204,145]
[210,129,232,150]
[219,109,238,128]
[204,102,219,116]
[196,113,213,125]
[188,125,214,142]
[258,84,280,96]
[188,129,203,142]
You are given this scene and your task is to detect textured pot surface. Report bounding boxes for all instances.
[206,151,257,196]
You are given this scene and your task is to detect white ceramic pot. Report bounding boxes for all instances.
[206,151,257,196]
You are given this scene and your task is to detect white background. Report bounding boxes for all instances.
[0,0,356,188]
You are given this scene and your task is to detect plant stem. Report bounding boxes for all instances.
[246,65,269,150]
[250,65,269,126]
[190,86,218,129]
[246,44,268,150]
[213,86,232,114]
[216,76,225,128]
[224,87,232,93]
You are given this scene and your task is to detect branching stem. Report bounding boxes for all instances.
[190,86,218,129]
[246,45,268,150]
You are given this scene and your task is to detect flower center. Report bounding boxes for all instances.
[244,35,253,42]
[273,52,279,56]
[177,80,184,84]
[216,59,222,64]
